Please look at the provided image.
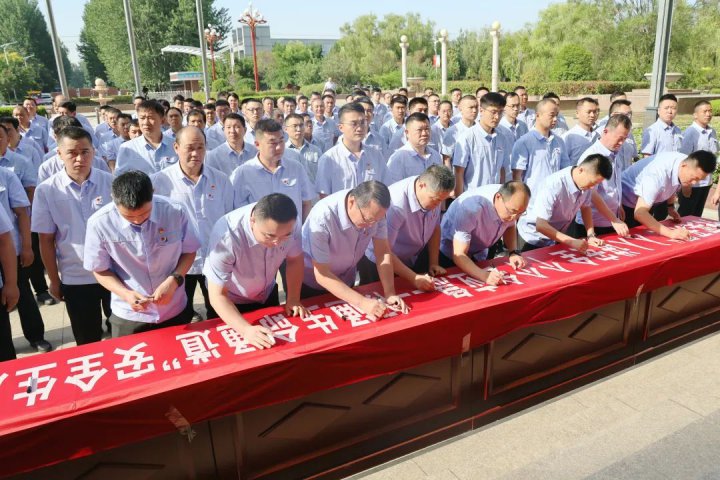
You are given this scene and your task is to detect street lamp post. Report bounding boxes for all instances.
[1,42,17,66]
[399,35,409,89]
[239,2,266,93]
[490,21,501,92]
[22,54,34,68]
[204,24,219,81]
[439,29,448,96]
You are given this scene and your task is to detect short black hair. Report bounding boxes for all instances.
[254,193,298,224]
[338,102,365,122]
[215,99,230,108]
[0,116,19,130]
[284,113,304,124]
[138,100,165,117]
[112,171,154,210]
[60,101,77,113]
[659,93,678,103]
[255,118,282,138]
[408,97,428,111]
[390,95,408,107]
[405,112,430,127]
[542,92,560,100]
[580,153,613,180]
[576,97,599,108]
[609,99,632,115]
[52,115,82,135]
[173,94,185,102]
[352,180,391,209]
[223,112,246,128]
[23,97,37,105]
[480,92,506,109]
[686,150,717,174]
[418,165,455,192]
[57,126,92,144]
[498,181,531,200]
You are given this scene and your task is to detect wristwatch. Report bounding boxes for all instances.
[170,272,184,287]
[509,249,522,257]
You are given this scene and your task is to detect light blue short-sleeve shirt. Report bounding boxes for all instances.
[499,117,529,141]
[365,175,441,265]
[621,151,685,209]
[680,122,717,187]
[518,166,593,247]
[286,139,322,184]
[453,124,511,189]
[0,167,30,255]
[315,140,388,196]
[302,189,388,290]
[312,117,338,153]
[0,206,14,289]
[441,121,472,158]
[83,196,201,323]
[37,154,110,184]
[115,135,178,175]
[203,203,302,304]
[511,130,570,199]
[440,184,513,261]
[386,143,442,186]
[151,162,234,275]
[205,141,258,177]
[31,168,113,284]
[641,119,683,156]
[0,150,37,188]
[562,125,600,166]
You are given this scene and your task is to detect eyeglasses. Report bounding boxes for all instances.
[356,203,377,227]
[286,123,304,130]
[246,107,262,113]
[500,195,525,218]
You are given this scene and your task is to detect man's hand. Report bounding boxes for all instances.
[587,236,604,248]
[508,253,526,270]
[19,247,33,268]
[385,295,410,314]
[568,238,589,254]
[284,299,309,319]
[2,284,19,311]
[428,264,446,277]
[48,280,63,302]
[611,220,630,237]
[667,226,692,241]
[151,277,178,305]
[121,290,153,311]
[356,296,387,321]
[240,324,275,349]
[413,273,435,292]
[668,207,682,223]
[711,188,720,206]
[484,269,504,286]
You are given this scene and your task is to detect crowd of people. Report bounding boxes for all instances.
[0,83,716,361]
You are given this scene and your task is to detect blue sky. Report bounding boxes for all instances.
[45,0,553,64]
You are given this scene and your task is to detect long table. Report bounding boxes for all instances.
[3,217,720,479]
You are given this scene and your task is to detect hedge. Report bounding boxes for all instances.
[191,90,292,103]
[0,106,48,116]
[71,95,134,106]
[711,99,720,116]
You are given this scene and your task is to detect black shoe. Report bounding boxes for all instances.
[30,339,53,353]
[191,311,203,323]
[36,292,58,306]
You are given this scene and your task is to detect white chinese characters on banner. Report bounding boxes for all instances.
[114,343,156,380]
[13,363,57,406]
[176,330,221,365]
[65,353,108,393]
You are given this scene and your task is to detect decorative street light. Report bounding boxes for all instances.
[438,29,449,96]
[399,35,409,89]
[204,23,219,81]
[239,2,266,93]
[0,41,17,66]
[490,21,501,92]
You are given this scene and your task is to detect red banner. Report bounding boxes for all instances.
[1,217,719,476]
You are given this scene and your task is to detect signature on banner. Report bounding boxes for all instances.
[1,219,718,409]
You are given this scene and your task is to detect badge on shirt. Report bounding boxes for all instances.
[94,196,104,207]
[281,178,297,187]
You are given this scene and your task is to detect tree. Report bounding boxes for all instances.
[0,51,41,102]
[78,28,107,81]
[551,44,595,81]
[0,0,64,90]
[81,0,230,89]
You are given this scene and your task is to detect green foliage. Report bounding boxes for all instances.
[711,100,720,116]
[551,45,594,81]
[0,52,42,103]
[260,42,323,89]
[417,80,649,98]
[81,0,230,89]
[0,106,47,116]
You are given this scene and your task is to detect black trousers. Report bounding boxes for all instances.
[62,283,111,345]
[566,221,616,239]
[184,274,217,320]
[15,261,45,343]
[0,300,15,362]
[235,285,280,314]
[359,245,434,285]
[300,283,329,301]
[623,203,670,229]
[29,232,48,295]
[678,185,711,218]
[109,306,193,338]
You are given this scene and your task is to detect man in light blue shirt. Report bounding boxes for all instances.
[206,99,232,149]
[512,98,571,198]
[679,100,718,217]
[518,155,615,252]
[152,126,234,321]
[115,100,178,175]
[542,92,570,136]
[231,119,315,221]
[354,97,386,157]
[441,95,478,163]
[515,86,535,128]
[362,166,453,290]
[32,127,113,345]
[284,113,322,184]
[316,103,388,197]
[441,181,530,286]
[0,117,42,172]
[562,97,601,165]
[14,105,49,155]
[641,93,682,156]
[84,171,200,337]
[205,194,309,350]
[379,95,407,151]
[595,91,627,131]
[500,92,529,142]
[569,115,634,238]
[431,101,454,159]
[22,97,49,152]
[0,129,37,197]
[311,98,338,152]
[205,113,258,176]
[622,150,716,240]
[386,113,442,185]
[387,97,429,154]
[0,205,19,361]
[301,181,409,320]
[453,93,512,196]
